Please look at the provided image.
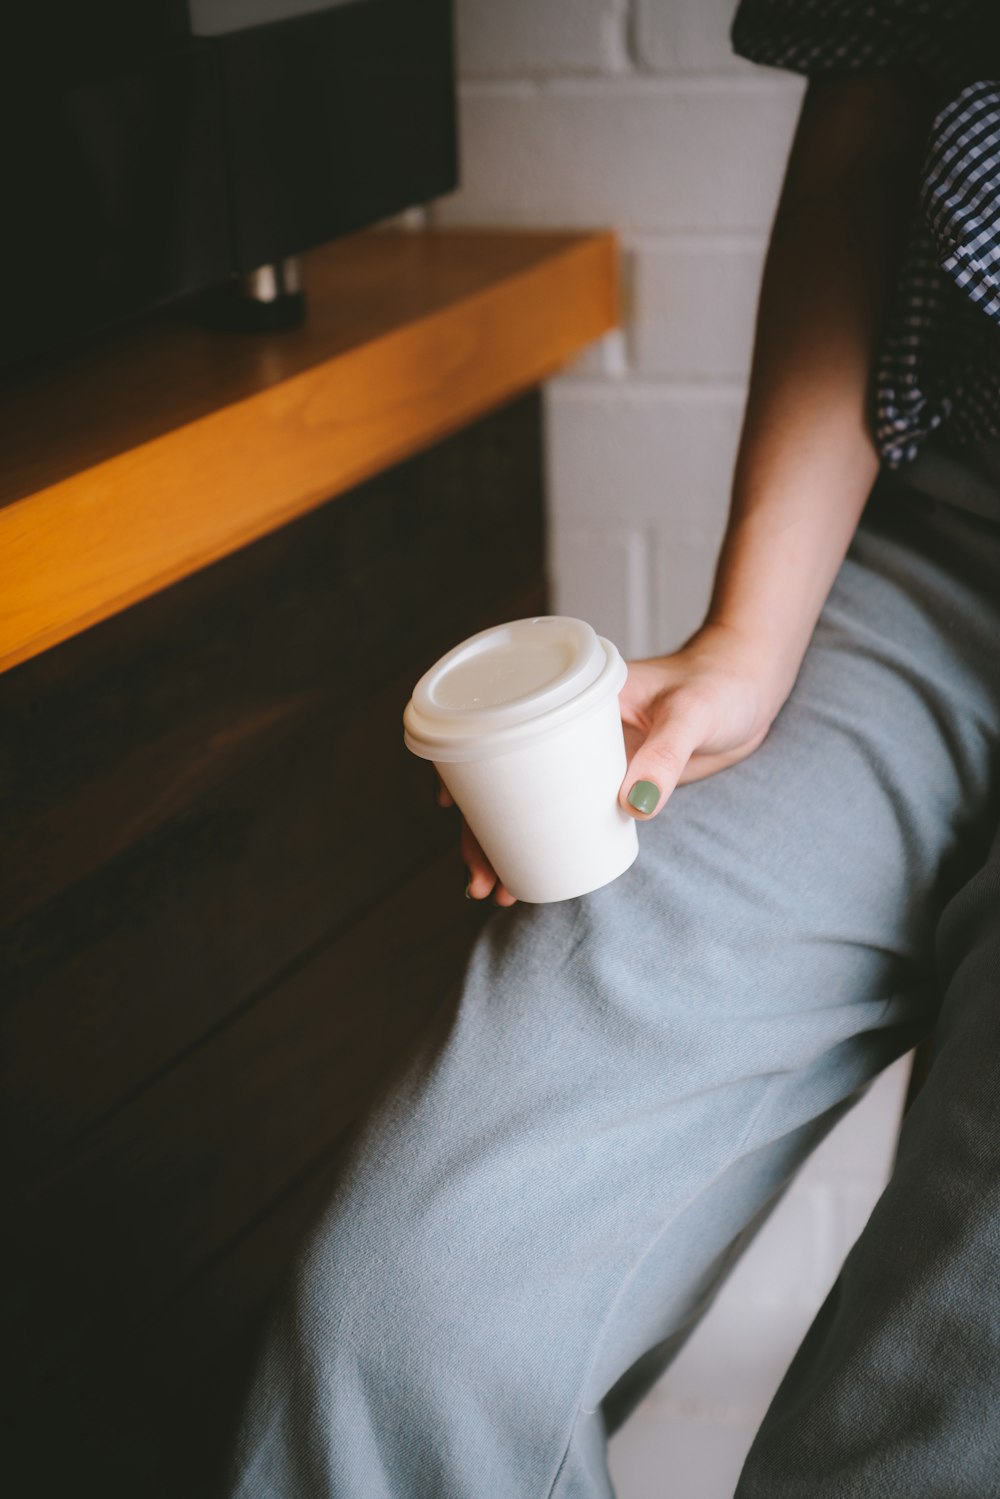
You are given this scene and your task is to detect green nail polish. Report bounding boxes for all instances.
[465,882,474,900]
[627,779,661,815]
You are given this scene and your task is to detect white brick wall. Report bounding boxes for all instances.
[633,0,759,74]
[546,382,744,648]
[429,4,803,663]
[630,235,766,379]
[435,79,801,234]
[426,3,910,1493]
[455,0,628,76]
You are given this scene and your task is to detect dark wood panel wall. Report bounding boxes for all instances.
[1,393,547,1498]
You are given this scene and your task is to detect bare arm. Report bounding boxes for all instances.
[462,73,930,901]
[705,72,929,704]
[609,73,931,816]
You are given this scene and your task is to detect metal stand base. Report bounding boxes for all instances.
[197,256,306,333]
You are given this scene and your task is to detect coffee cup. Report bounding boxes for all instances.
[403,616,639,903]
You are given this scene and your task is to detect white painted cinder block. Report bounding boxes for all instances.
[546,383,740,650]
[610,1409,758,1499]
[432,78,802,233]
[634,0,764,75]
[709,1186,832,1312]
[562,327,630,379]
[544,383,743,532]
[454,0,626,78]
[805,1054,910,1183]
[651,530,723,652]
[641,1297,817,1423]
[547,526,650,657]
[631,237,766,379]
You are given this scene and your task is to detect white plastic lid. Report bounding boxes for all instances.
[403,616,626,762]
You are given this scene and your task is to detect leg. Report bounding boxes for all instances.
[736,813,1000,1498]
[226,486,1000,1499]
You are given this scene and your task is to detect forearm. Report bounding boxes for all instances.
[704,75,927,710]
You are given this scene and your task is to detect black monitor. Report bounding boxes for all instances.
[4,0,457,368]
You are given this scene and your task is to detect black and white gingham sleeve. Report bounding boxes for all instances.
[730,0,978,85]
[731,0,910,75]
[922,80,1000,328]
[726,1,1000,463]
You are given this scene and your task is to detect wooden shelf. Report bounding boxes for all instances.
[0,227,617,674]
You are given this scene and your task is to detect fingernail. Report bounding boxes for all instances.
[464,871,474,900]
[627,779,661,815]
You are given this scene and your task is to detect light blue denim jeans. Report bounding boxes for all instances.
[227,470,1000,1498]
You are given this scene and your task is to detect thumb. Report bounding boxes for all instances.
[619,691,706,820]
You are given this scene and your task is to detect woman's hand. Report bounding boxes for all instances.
[441,621,795,905]
[436,779,520,908]
[616,620,792,818]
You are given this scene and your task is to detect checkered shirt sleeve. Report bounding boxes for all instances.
[730,0,1000,466]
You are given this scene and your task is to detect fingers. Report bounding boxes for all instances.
[619,686,710,820]
[435,776,454,808]
[459,819,517,907]
[679,729,768,785]
[436,774,516,905]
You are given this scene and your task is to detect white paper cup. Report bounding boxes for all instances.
[403,616,639,903]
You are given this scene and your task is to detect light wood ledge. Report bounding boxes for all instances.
[0,228,617,675]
